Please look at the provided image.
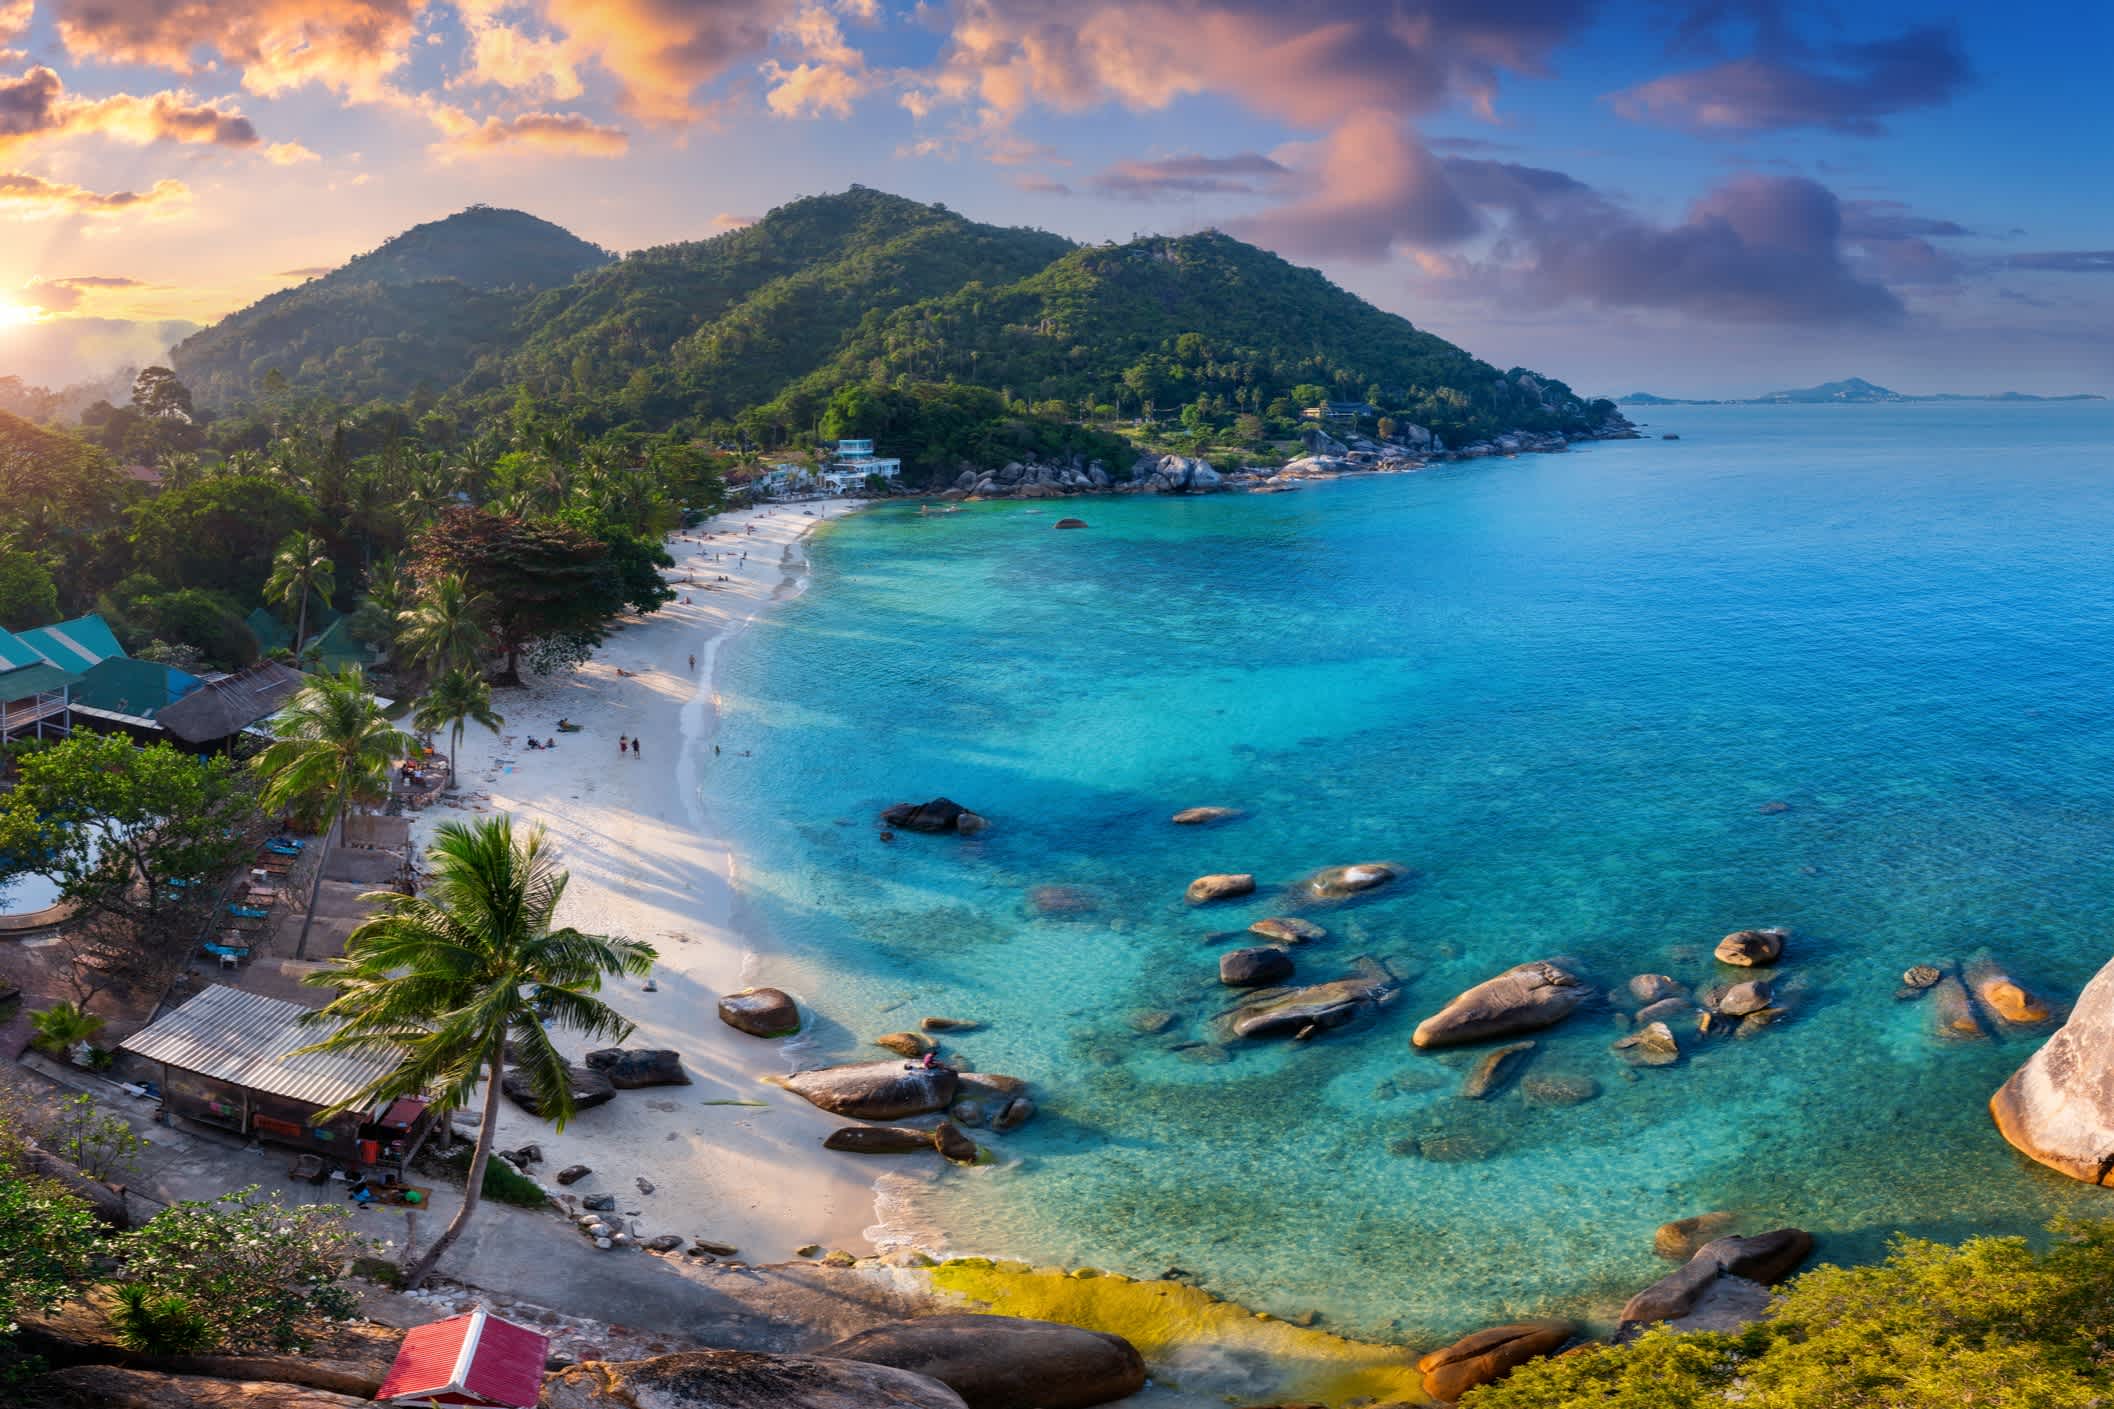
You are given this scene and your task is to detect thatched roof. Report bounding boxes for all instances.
[155,660,307,744]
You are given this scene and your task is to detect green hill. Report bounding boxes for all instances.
[172,206,613,406]
[174,188,1617,472]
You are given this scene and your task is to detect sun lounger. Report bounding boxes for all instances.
[227,903,269,919]
[264,838,304,855]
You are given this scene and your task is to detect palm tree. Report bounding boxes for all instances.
[413,668,502,790]
[299,817,654,1288]
[265,529,336,660]
[252,669,415,959]
[396,573,492,677]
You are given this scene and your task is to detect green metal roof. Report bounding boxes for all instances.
[13,613,124,669]
[0,662,81,699]
[69,656,202,717]
[0,632,39,671]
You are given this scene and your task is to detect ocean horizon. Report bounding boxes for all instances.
[704,401,2114,1343]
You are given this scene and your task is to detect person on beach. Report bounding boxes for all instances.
[618,734,628,755]
[689,653,696,670]
[633,737,642,759]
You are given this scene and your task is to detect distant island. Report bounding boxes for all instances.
[1618,377,2105,406]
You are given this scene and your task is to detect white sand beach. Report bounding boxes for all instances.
[406,498,893,1260]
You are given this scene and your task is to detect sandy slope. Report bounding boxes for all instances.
[409,499,896,1260]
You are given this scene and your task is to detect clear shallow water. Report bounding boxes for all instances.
[710,403,2114,1343]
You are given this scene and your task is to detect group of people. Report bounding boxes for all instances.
[524,735,559,750]
[616,734,644,759]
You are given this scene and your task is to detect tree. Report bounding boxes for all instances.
[250,669,415,959]
[0,1113,101,1334]
[300,816,655,1288]
[131,367,195,424]
[263,529,336,659]
[395,570,491,676]
[410,508,628,682]
[413,667,502,788]
[0,547,58,628]
[43,1092,145,1181]
[129,474,315,600]
[28,1001,105,1058]
[0,734,260,994]
[116,1187,364,1352]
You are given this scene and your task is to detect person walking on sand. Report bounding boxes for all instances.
[632,737,642,759]
[688,653,696,670]
[618,734,628,756]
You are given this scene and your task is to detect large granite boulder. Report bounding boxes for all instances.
[769,1061,959,1120]
[1220,946,1294,987]
[823,1126,938,1154]
[17,1367,370,1408]
[1416,1320,1574,1402]
[881,799,983,834]
[1714,928,1786,966]
[820,1315,1145,1409]
[720,987,801,1038]
[1992,952,2114,1183]
[1186,873,1256,904]
[584,1048,690,1088]
[1171,806,1241,825]
[1412,960,1590,1049]
[1966,955,2052,1025]
[543,1351,967,1409]
[1227,958,1399,1039]
[501,1062,616,1118]
[1250,916,1325,944]
[1305,862,1407,899]
[1620,1229,1812,1330]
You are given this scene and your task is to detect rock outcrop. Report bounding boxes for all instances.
[1186,873,1256,904]
[882,799,985,834]
[502,1062,616,1118]
[1412,960,1590,1049]
[1227,958,1398,1039]
[1134,454,1224,494]
[1171,806,1242,825]
[1992,953,2114,1183]
[1305,862,1408,899]
[769,1061,959,1120]
[17,1367,371,1408]
[1416,1320,1574,1402]
[1966,955,2051,1025]
[820,1315,1146,1409]
[1249,916,1325,944]
[542,1351,968,1409]
[1619,1229,1812,1332]
[1714,928,1786,966]
[1220,946,1294,987]
[823,1126,939,1154]
[583,1048,690,1088]
[719,987,801,1038]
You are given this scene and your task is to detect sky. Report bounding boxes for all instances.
[0,0,2107,398]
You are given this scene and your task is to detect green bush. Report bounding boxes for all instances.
[480,1153,547,1208]
[1463,1221,2114,1409]
[108,1284,214,1356]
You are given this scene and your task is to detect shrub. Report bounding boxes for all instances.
[28,1001,103,1058]
[480,1153,547,1208]
[107,1284,214,1356]
[0,1156,100,1333]
[43,1093,145,1182]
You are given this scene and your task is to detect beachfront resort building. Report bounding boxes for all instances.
[820,438,902,493]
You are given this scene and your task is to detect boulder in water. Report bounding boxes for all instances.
[1931,974,1985,1039]
[1629,974,1686,1005]
[1621,1229,1812,1330]
[1249,916,1325,944]
[1655,1211,1739,1259]
[820,1314,1144,1409]
[1991,952,2114,1183]
[881,798,982,834]
[1053,518,1088,530]
[1715,928,1786,966]
[719,987,801,1038]
[1712,980,1774,1017]
[1171,806,1242,825]
[1186,873,1256,904]
[1459,1041,1535,1100]
[1417,1320,1574,1402]
[769,1060,959,1120]
[1966,956,2051,1025]
[1306,861,1408,899]
[1412,960,1590,1049]
[875,1031,938,1058]
[1613,1021,1681,1067]
[1219,946,1294,987]
[1227,958,1398,1039]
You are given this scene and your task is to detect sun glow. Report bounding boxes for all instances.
[0,299,42,329]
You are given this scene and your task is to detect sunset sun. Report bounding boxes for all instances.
[0,298,41,329]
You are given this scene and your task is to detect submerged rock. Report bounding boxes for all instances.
[1305,861,1408,899]
[1628,974,1686,1005]
[881,798,983,834]
[875,1031,938,1058]
[1416,1320,1574,1402]
[1459,1041,1536,1100]
[1613,1021,1680,1067]
[1902,964,1943,991]
[718,987,801,1038]
[1713,980,1774,1017]
[1053,517,1088,530]
[1931,974,1986,1039]
[1171,806,1242,825]
[1412,960,1590,1049]
[821,1315,1145,1409]
[1714,928,1787,967]
[1028,885,1099,916]
[932,1122,980,1164]
[1226,958,1399,1039]
[1186,873,1257,904]
[769,1061,959,1120]
[1220,946,1295,987]
[992,1096,1037,1132]
[1654,1211,1739,1260]
[1249,916,1326,945]
[542,1350,968,1409]
[1966,956,2052,1025]
[1519,1072,1600,1107]
[1992,952,2114,1184]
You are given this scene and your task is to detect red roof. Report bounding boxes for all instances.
[376,1308,548,1407]
[378,1096,429,1129]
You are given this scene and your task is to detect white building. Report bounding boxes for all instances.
[819,438,902,493]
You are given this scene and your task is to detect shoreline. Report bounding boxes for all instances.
[410,497,888,1262]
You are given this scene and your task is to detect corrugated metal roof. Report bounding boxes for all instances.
[0,631,42,671]
[15,614,124,669]
[0,661,81,699]
[119,984,403,1112]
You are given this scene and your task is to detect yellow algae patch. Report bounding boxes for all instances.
[926,1260,1427,1405]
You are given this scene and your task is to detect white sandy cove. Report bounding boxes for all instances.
[408,498,902,1260]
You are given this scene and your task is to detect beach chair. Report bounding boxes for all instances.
[227,903,269,919]
[203,940,250,969]
[264,838,304,855]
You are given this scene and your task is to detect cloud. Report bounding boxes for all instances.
[0,315,199,387]
[538,0,789,124]
[0,169,189,216]
[429,106,630,157]
[710,212,758,229]
[763,60,867,117]
[0,0,27,44]
[276,266,336,279]
[1611,24,1970,136]
[21,274,149,313]
[52,0,429,100]
[451,7,587,102]
[1011,174,1069,195]
[265,140,318,163]
[1093,151,1288,198]
[1229,112,1478,259]
[2003,251,2114,274]
[0,66,274,155]
[1839,199,1971,242]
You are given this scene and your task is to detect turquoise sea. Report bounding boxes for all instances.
[709,403,2114,1344]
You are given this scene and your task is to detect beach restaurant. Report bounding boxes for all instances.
[119,984,436,1174]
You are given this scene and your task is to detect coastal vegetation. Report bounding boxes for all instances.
[299,815,656,1288]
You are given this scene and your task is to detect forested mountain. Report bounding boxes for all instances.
[173,188,1614,464]
[172,207,613,406]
